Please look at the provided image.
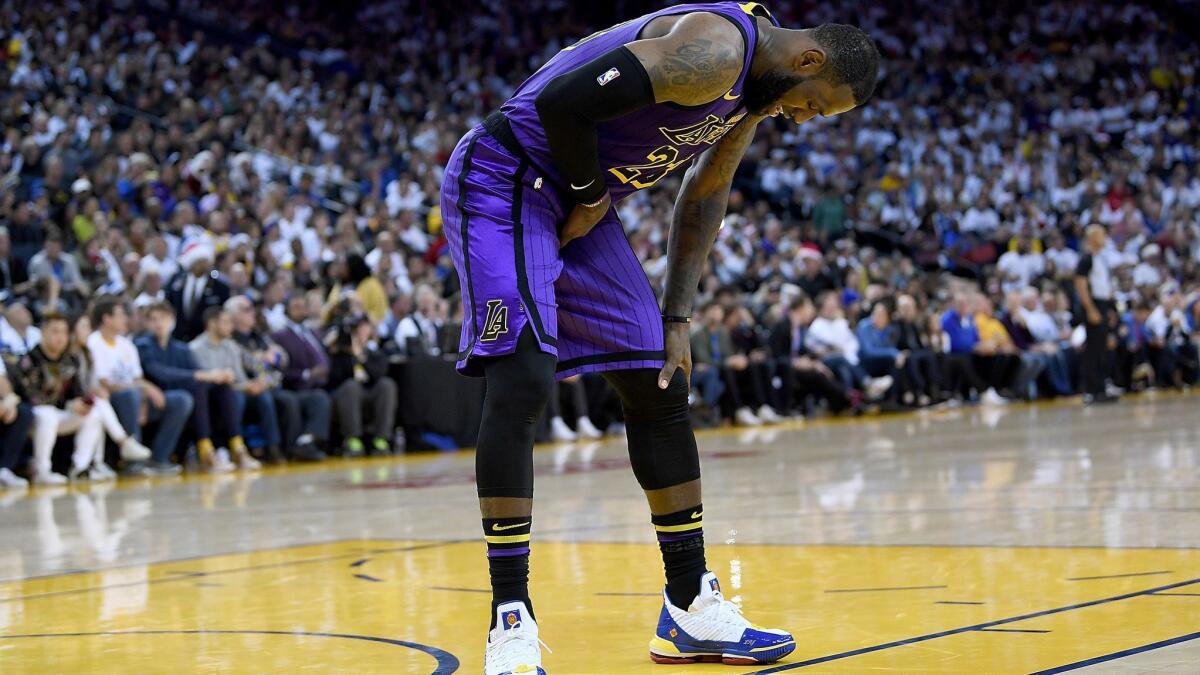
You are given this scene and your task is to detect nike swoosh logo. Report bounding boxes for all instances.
[492,522,530,532]
[722,90,739,100]
[570,180,595,190]
[690,511,703,520]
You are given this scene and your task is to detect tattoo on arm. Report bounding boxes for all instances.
[647,39,740,103]
[630,13,744,105]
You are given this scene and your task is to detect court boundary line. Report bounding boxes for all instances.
[0,537,481,585]
[749,576,1200,673]
[0,540,470,604]
[0,537,388,584]
[1029,630,1200,674]
[0,629,460,674]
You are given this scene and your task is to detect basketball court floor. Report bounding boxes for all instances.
[1,393,1198,673]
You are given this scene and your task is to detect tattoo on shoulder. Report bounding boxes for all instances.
[649,38,740,104]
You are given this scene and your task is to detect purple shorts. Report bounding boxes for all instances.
[440,128,664,379]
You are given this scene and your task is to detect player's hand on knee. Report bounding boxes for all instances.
[559,191,611,248]
[658,321,692,389]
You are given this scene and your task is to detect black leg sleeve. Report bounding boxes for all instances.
[602,368,699,491]
[476,327,557,499]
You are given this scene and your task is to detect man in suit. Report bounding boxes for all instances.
[768,295,854,416]
[270,294,334,452]
[166,239,229,341]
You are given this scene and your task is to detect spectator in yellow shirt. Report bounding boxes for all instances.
[973,295,1022,399]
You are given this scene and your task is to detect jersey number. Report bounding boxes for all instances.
[608,146,690,189]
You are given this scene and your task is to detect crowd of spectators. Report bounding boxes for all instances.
[0,0,1198,487]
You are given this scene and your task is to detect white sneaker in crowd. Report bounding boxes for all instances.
[734,407,762,426]
[865,376,894,400]
[756,405,783,424]
[0,467,29,489]
[575,416,603,439]
[235,450,262,471]
[981,388,1008,406]
[119,437,152,462]
[549,417,577,442]
[90,462,118,482]
[207,449,237,474]
[35,470,69,485]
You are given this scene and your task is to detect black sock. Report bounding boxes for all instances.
[652,506,707,608]
[484,516,534,629]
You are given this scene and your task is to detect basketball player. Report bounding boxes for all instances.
[439,4,879,672]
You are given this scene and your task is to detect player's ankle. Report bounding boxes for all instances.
[489,597,535,630]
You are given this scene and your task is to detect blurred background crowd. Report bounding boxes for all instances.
[0,0,1197,485]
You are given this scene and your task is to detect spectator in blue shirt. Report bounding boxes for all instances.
[940,293,1006,404]
[1116,302,1154,391]
[941,294,981,354]
[858,299,927,406]
[135,302,255,472]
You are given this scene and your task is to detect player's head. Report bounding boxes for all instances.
[746,23,879,122]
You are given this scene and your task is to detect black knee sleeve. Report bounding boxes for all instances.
[602,368,699,491]
[476,328,556,498]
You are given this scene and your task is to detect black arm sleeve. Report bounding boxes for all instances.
[534,45,655,204]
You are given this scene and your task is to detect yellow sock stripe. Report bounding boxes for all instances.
[484,534,532,544]
[653,521,703,533]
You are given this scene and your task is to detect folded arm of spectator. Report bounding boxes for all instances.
[856,319,900,362]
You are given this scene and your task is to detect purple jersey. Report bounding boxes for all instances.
[501,2,779,203]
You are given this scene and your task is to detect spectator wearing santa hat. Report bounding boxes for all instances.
[166,239,229,341]
[796,244,837,300]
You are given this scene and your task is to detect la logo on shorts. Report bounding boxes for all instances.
[481,299,509,342]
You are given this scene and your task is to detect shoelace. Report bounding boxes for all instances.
[488,621,553,670]
[702,596,752,631]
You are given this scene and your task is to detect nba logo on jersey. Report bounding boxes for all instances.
[596,67,621,86]
[709,578,721,594]
[503,609,521,628]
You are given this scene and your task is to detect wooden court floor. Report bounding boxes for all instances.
[1,393,1198,673]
